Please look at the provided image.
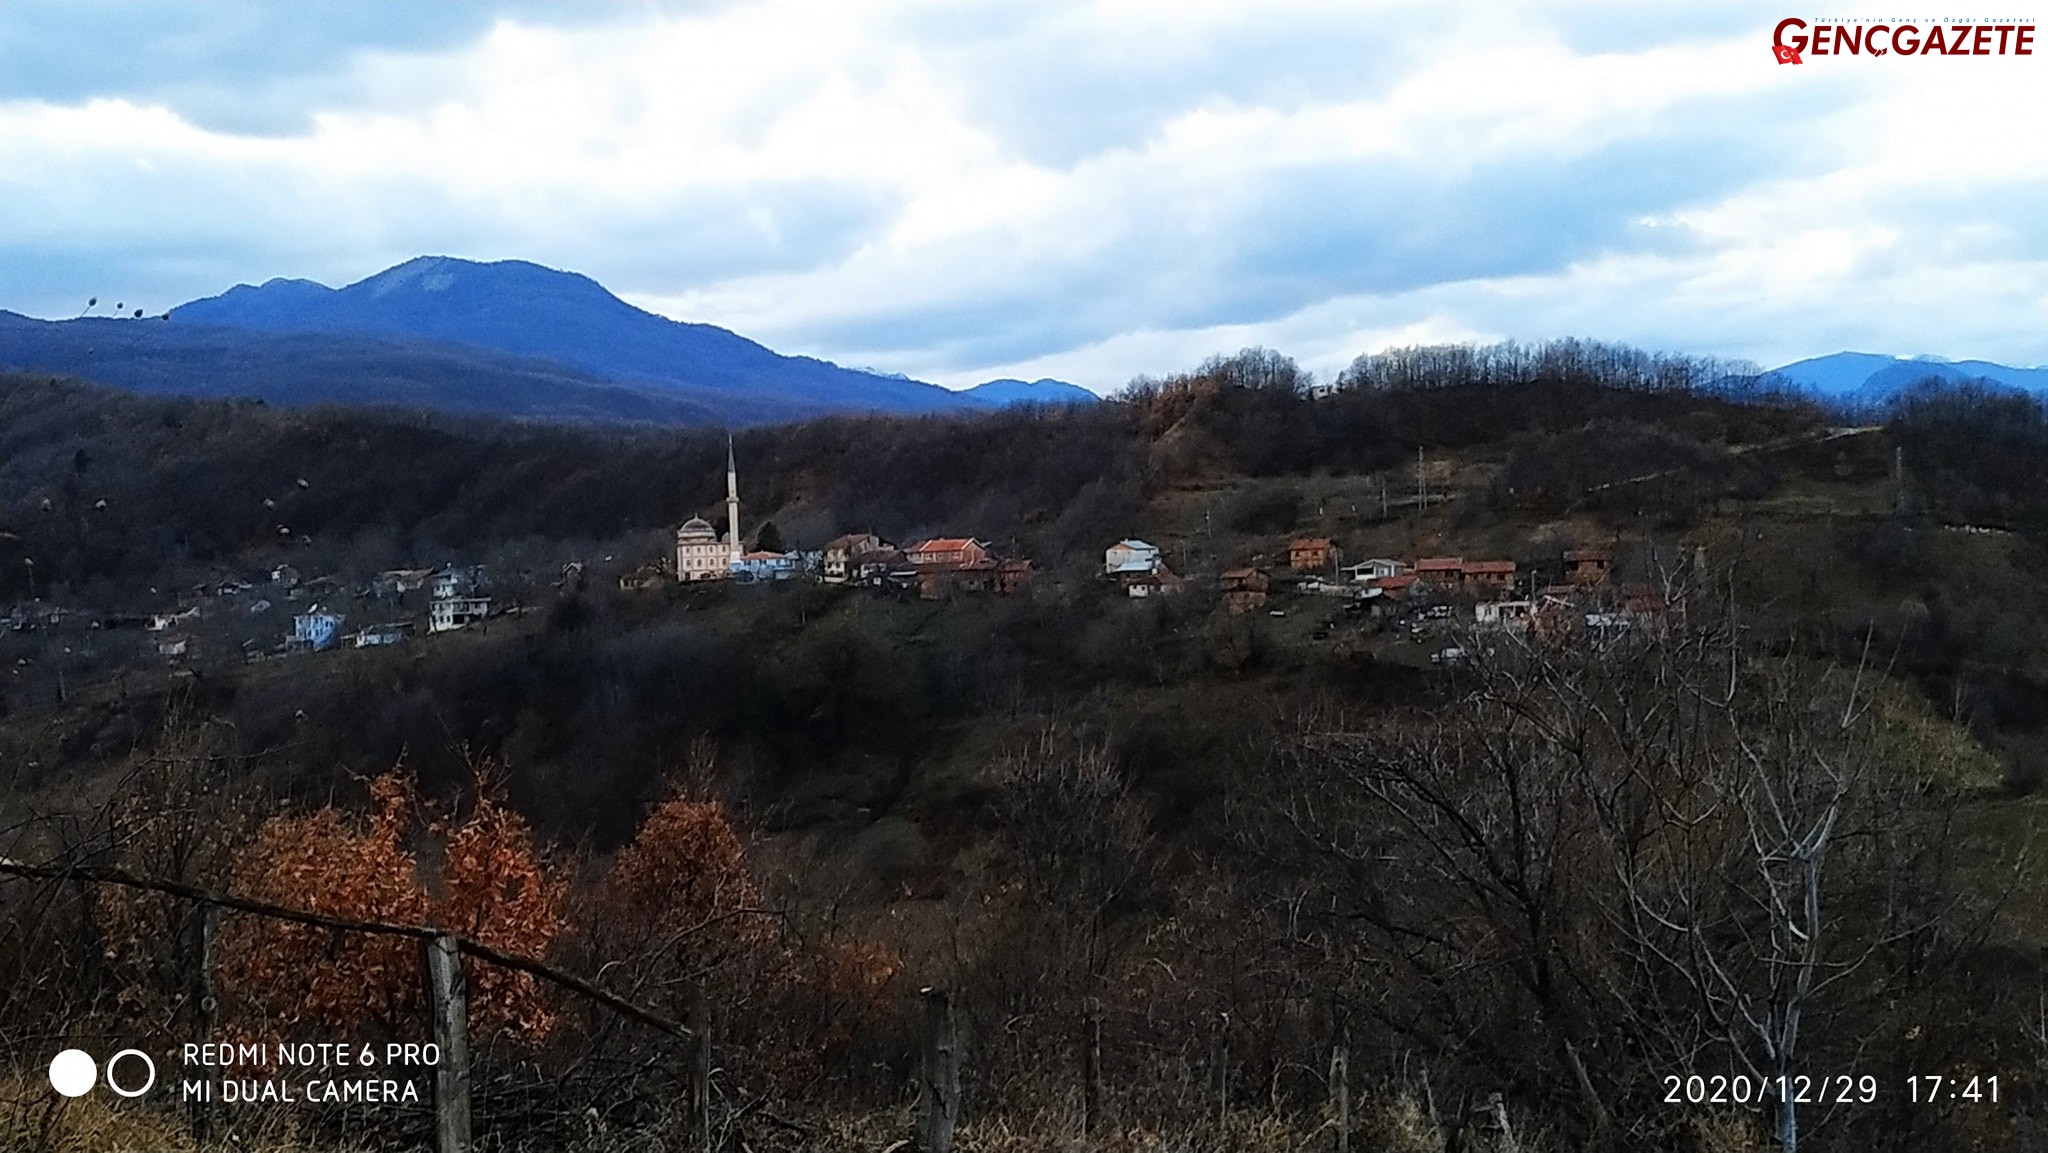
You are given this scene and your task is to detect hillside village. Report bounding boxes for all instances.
[7,431,1700,688]
[4,355,2047,1153]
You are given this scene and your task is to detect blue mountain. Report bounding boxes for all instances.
[1769,352,2048,401]
[0,310,746,425]
[960,377,1099,407]
[167,256,983,419]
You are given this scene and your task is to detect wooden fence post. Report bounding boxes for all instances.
[1329,1041,1349,1153]
[186,906,219,1140]
[688,978,712,1152]
[425,934,472,1153]
[1212,1011,1231,1129]
[1081,1001,1103,1136]
[916,987,959,1153]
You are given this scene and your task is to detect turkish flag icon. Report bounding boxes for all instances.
[1774,43,1803,63]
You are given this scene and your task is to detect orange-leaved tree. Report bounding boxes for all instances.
[590,796,778,1019]
[433,783,565,1042]
[217,773,428,1034]
[217,767,565,1043]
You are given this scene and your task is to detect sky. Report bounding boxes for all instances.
[2,1,2042,392]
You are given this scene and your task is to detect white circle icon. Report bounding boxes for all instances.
[48,1049,96,1097]
[105,1049,156,1098]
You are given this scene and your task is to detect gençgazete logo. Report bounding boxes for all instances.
[1772,16,2036,62]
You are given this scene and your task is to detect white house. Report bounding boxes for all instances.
[1105,539,1162,576]
[352,622,409,647]
[1474,600,1534,631]
[429,596,491,633]
[1121,566,1185,598]
[431,565,485,600]
[1343,558,1410,583]
[822,533,892,584]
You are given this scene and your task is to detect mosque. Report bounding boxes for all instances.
[674,440,746,582]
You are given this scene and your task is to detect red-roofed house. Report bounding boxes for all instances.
[907,538,991,568]
[1415,557,1465,587]
[1463,559,1518,592]
[1290,537,1340,574]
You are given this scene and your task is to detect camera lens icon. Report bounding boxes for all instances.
[49,1048,155,1098]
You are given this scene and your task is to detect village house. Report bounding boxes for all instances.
[429,596,491,633]
[1369,573,1420,599]
[1462,559,1518,594]
[352,622,410,648]
[732,551,802,583]
[1474,599,1535,631]
[1342,558,1410,583]
[1120,565,1184,598]
[430,566,485,600]
[907,537,992,568]
[846,545,905,588]
[1289,537,1340,574]
[1414,557,1465,589]
[1564,547,1612,585]
[822,533,894,584]
[1220,567,1271,614]
[290,606,346,652]
[1104,539,1163,576]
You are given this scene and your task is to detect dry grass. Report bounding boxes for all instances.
[0,1069,385,1153]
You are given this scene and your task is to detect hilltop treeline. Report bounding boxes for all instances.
[17,341,2048,608]
[1333,336,1784,396]
[0,346,1825,607]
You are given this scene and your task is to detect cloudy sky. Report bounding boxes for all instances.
[2,1,2041,391]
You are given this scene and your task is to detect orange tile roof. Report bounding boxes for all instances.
[912,537,980,552]
[1463,559,1517,574]
[1415,557,1464,572]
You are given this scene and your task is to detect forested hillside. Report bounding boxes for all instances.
[3,343,2046,1152]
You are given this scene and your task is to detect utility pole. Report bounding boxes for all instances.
[1416,447,1427,511]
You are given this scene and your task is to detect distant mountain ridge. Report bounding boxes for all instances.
[1769,351,2048,401]
[169,256,981,420]
[959,377,1099,406]
[0,255,1103,425]
[0,310,746,425]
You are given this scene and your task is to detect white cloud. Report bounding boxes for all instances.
[1,0,2041,389]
